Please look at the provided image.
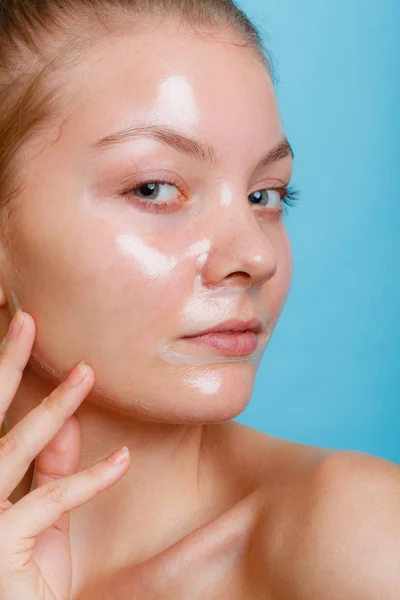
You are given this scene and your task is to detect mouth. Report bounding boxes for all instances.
[180,318,266,357]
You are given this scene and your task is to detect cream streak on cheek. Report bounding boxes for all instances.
[115,235,211,277]
[116,234,178,277]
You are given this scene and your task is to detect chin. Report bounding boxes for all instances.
[148,360,257,424]
[86,360,257,425]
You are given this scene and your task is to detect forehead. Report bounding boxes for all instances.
[57,23,284,151]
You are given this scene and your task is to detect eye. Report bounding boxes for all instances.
[133,181,180,203]
[121,179,300,216]
[249,188,281,208]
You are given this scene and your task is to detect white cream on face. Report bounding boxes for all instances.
[157,289,272,367]
[112,72,270,365]
[124,73,200,137]
[186,238,211,267]
[156,335,270,367]
[115,236,211,277]
[156,234,272,368]
[219,182,233,207]
[114,226,272,368]
[13,83,276,400]
[183,369,223,396]
[97,71,278,395]
[151,74,200,129]
[3,18,292,429]
[115,228,266,366]
[154,222,274,365]
[116,234,178,277]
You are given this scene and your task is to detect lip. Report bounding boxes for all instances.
[183,331,259,357]
[180,318,265,357]
[182,317,264,338]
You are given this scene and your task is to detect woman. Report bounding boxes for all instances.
[0,0,398,598]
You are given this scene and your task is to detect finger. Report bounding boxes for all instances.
[32,414,81,490]
[0,360,94,502]
[0,311,36,428]
[30,415,81,541]
[1,445,131,550]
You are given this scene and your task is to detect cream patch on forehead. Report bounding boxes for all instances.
[151,74,199,129]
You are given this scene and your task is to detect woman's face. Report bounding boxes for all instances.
[2,22,293,423]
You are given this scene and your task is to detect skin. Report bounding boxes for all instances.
[0,17,399,600]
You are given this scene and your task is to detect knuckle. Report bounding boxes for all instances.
[0,429,19,460]
[43,480,65,506]
[0,346,11,369]
[41,386,66,413]
[0,346,21,376]
[85,464,105,492]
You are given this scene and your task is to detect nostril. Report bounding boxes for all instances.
[225,272,251,283]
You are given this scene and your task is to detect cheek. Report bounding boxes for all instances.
[110,233,194,328]
[6,211,191,374]
[261,228,293,323]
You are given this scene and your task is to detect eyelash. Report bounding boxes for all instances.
[122,177,301,217]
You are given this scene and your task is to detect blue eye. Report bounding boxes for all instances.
[249,189,281,208]
[249,185,301,217]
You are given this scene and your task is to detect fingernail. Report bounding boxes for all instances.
[108,446,130,465]
[65,360,88,387]
[8,310,24,340]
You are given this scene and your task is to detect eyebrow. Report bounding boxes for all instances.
[90,123,294,169]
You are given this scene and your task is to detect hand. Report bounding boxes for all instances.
[0,310,131,599]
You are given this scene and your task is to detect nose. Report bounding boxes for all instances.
[199,203,279,289]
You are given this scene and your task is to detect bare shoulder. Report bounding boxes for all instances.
[208,420,332,491]
[255,449,400,600]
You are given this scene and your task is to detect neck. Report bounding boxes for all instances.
[6,364,220,576]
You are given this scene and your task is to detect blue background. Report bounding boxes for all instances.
[234,0,400,463]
